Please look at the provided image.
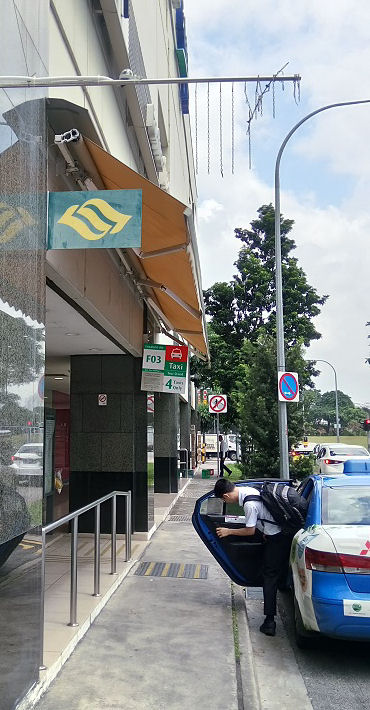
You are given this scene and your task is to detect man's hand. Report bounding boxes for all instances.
[216,527,230,538]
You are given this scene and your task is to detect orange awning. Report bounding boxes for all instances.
[83,137,208,357]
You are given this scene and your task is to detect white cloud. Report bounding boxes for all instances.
[197,198,224,223]
[184,0,370,404]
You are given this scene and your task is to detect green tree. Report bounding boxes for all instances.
[194,204,328,474]
[0,312,44,394]
[304,389,369,435]
[197,403,214,434]
[234,335,313,476]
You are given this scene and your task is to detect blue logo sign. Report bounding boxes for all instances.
[48,189,142,250]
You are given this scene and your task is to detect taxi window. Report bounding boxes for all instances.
[225,501,245,516]
[322,486,370,525]
[199,497,223,515]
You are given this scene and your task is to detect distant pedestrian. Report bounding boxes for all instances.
[213,478,292,637]
[219,435,232,477]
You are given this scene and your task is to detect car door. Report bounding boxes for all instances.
[192,483,264,586]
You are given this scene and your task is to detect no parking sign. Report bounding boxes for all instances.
[278,372,299,402]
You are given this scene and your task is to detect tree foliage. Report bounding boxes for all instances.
[194,204,328,475]
[304,389,368,436]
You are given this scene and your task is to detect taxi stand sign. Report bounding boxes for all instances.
[278,371,299,403]
[141,343,188,395]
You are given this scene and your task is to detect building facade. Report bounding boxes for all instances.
[0,2,206,707]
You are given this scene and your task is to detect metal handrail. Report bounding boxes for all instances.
[40,490,131,669]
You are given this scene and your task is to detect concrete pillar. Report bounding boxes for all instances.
[154,392,179,493]
[70,354,153,533]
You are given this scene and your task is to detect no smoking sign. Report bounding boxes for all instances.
[209,394,228,414]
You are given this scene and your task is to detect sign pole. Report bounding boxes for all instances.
[216,413,220,477]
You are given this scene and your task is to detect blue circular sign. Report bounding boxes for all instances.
[279,373,298,401]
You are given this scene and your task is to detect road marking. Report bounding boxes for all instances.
[177,563,185,578]
[161,562,171,577]
[144,561,156,576]
[194,563,201,579]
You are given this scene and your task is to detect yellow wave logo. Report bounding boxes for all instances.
[57,198,132,241]
[0,202,35,243]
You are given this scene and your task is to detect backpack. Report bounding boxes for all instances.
[243,481,308,536]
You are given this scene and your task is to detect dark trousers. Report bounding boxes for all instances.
[262,532,292,616]
[220,455,232,477]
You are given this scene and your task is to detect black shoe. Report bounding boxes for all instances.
[259,619,276,636]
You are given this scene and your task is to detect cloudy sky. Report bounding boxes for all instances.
[184,0,370,406]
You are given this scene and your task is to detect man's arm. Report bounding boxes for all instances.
[216,526,256,538]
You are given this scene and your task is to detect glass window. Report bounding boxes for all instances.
[200,497,224,515]
[328,447,369,457]
[322,486,370,525]
[18,445,43,455]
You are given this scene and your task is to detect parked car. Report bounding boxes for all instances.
[10,443,43,485]
[291,470,370,646]
[290,441,317,460]
[192,468,370,647]
[316,442,370,474]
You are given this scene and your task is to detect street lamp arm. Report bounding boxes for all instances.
[274,99,370,476]
[306,358,340,442]
[275,98,370,178]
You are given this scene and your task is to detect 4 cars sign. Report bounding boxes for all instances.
[278,372,299,402]
[141,344,188,394]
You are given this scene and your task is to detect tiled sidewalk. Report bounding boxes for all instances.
[35,479,191,697]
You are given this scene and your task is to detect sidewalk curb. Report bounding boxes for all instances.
[233,585,261,710]
[244,591,313,710]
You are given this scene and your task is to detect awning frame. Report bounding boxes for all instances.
[53,129,209,359]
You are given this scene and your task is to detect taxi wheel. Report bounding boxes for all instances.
[294,596,316,649]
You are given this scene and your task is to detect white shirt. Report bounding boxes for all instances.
[220,440,228,455]
[238,486,281,536]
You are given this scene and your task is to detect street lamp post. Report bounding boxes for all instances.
[307,359,340,443]
[275,98,370,479]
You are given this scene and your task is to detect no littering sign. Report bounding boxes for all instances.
[278,372,299,402]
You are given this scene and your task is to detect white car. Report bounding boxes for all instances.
[316,443,370,474]
[290,441,317,460]
[10,443,43,485]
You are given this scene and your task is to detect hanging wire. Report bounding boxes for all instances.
[194,82,199,174]
[255,76,263,117]
[207,82,210,174]
[231,82,235,174]
[272,78,276,119]
[244,82,253,169]
[219,82,223,178]
[293,76,301,105]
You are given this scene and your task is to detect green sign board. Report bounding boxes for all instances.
[48,189,142,249]
[141,343,188,394]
